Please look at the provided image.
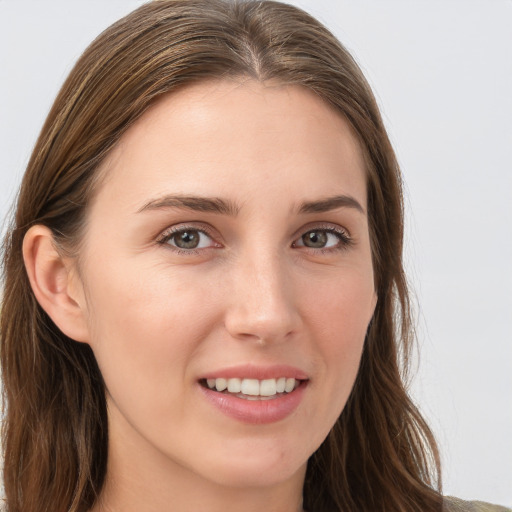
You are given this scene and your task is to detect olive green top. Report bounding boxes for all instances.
[444,497,512,512]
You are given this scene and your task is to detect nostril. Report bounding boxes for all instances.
[223,274,300,343]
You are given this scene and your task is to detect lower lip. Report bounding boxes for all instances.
[199,382,307,424]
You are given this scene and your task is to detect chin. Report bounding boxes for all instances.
[213,462,306,489]
[193,442,308,489]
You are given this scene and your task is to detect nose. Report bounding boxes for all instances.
[223,251,301,344]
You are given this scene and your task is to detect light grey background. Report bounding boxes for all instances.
[1,0,511,505]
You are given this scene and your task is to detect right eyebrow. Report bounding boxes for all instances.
[136,195,241,216]
[298,194,365,215]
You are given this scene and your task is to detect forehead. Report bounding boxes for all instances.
[94,79,367,213]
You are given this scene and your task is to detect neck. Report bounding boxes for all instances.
[93,473,305,512]
[92,456,305,512]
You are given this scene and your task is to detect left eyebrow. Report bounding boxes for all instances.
[136,195,240,216]
[297,195,365,215]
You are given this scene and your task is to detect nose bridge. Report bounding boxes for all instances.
[224,245,298,343]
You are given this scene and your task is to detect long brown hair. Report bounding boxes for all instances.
[1,1,442,511]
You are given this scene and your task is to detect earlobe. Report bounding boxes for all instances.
[23,225,90,343]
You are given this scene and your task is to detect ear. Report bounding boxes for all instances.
[23,225,90,343]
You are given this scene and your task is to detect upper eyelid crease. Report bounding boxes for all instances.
[294,221,352,239]
[295,227,352,243]
[158,224,215,241]
[157,224,351,242]
[158,226,351,253]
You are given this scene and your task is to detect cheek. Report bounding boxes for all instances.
[81,263,222,440]
[82,260,216,390]
[86,255,207,334]
[301,264,375,343]
[299,268,374,414]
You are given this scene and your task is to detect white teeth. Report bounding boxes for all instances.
[260,379,277,396]
[207,377,299,396]
[227,378,241,393]
[241,379,260,396]
[276,377,286,393]
[284,378,296,393]
[215,378,227,391]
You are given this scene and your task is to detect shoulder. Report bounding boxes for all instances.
[444,496,512,512]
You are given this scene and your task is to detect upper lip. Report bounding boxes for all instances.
[200,364,309,381]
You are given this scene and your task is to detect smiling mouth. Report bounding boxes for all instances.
[200,377,304,401]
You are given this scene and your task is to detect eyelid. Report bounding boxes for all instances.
[155,221,352,254]
[157,222,222,251]
[292,223,353,251]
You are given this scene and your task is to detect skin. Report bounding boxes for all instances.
[24,80,377,512]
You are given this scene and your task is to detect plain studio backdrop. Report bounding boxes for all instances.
[0,0,511,506]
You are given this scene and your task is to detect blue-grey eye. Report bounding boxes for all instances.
[167,229,212,249]
[296,230,343,249]
[303,231,327,248]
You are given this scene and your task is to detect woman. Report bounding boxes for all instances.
[0,1,509,511]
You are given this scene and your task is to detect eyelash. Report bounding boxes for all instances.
[157,224,353,255]
[157,224,219,255]
[292,226,353,254]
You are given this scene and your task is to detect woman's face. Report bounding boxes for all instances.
[76,80,376,491]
